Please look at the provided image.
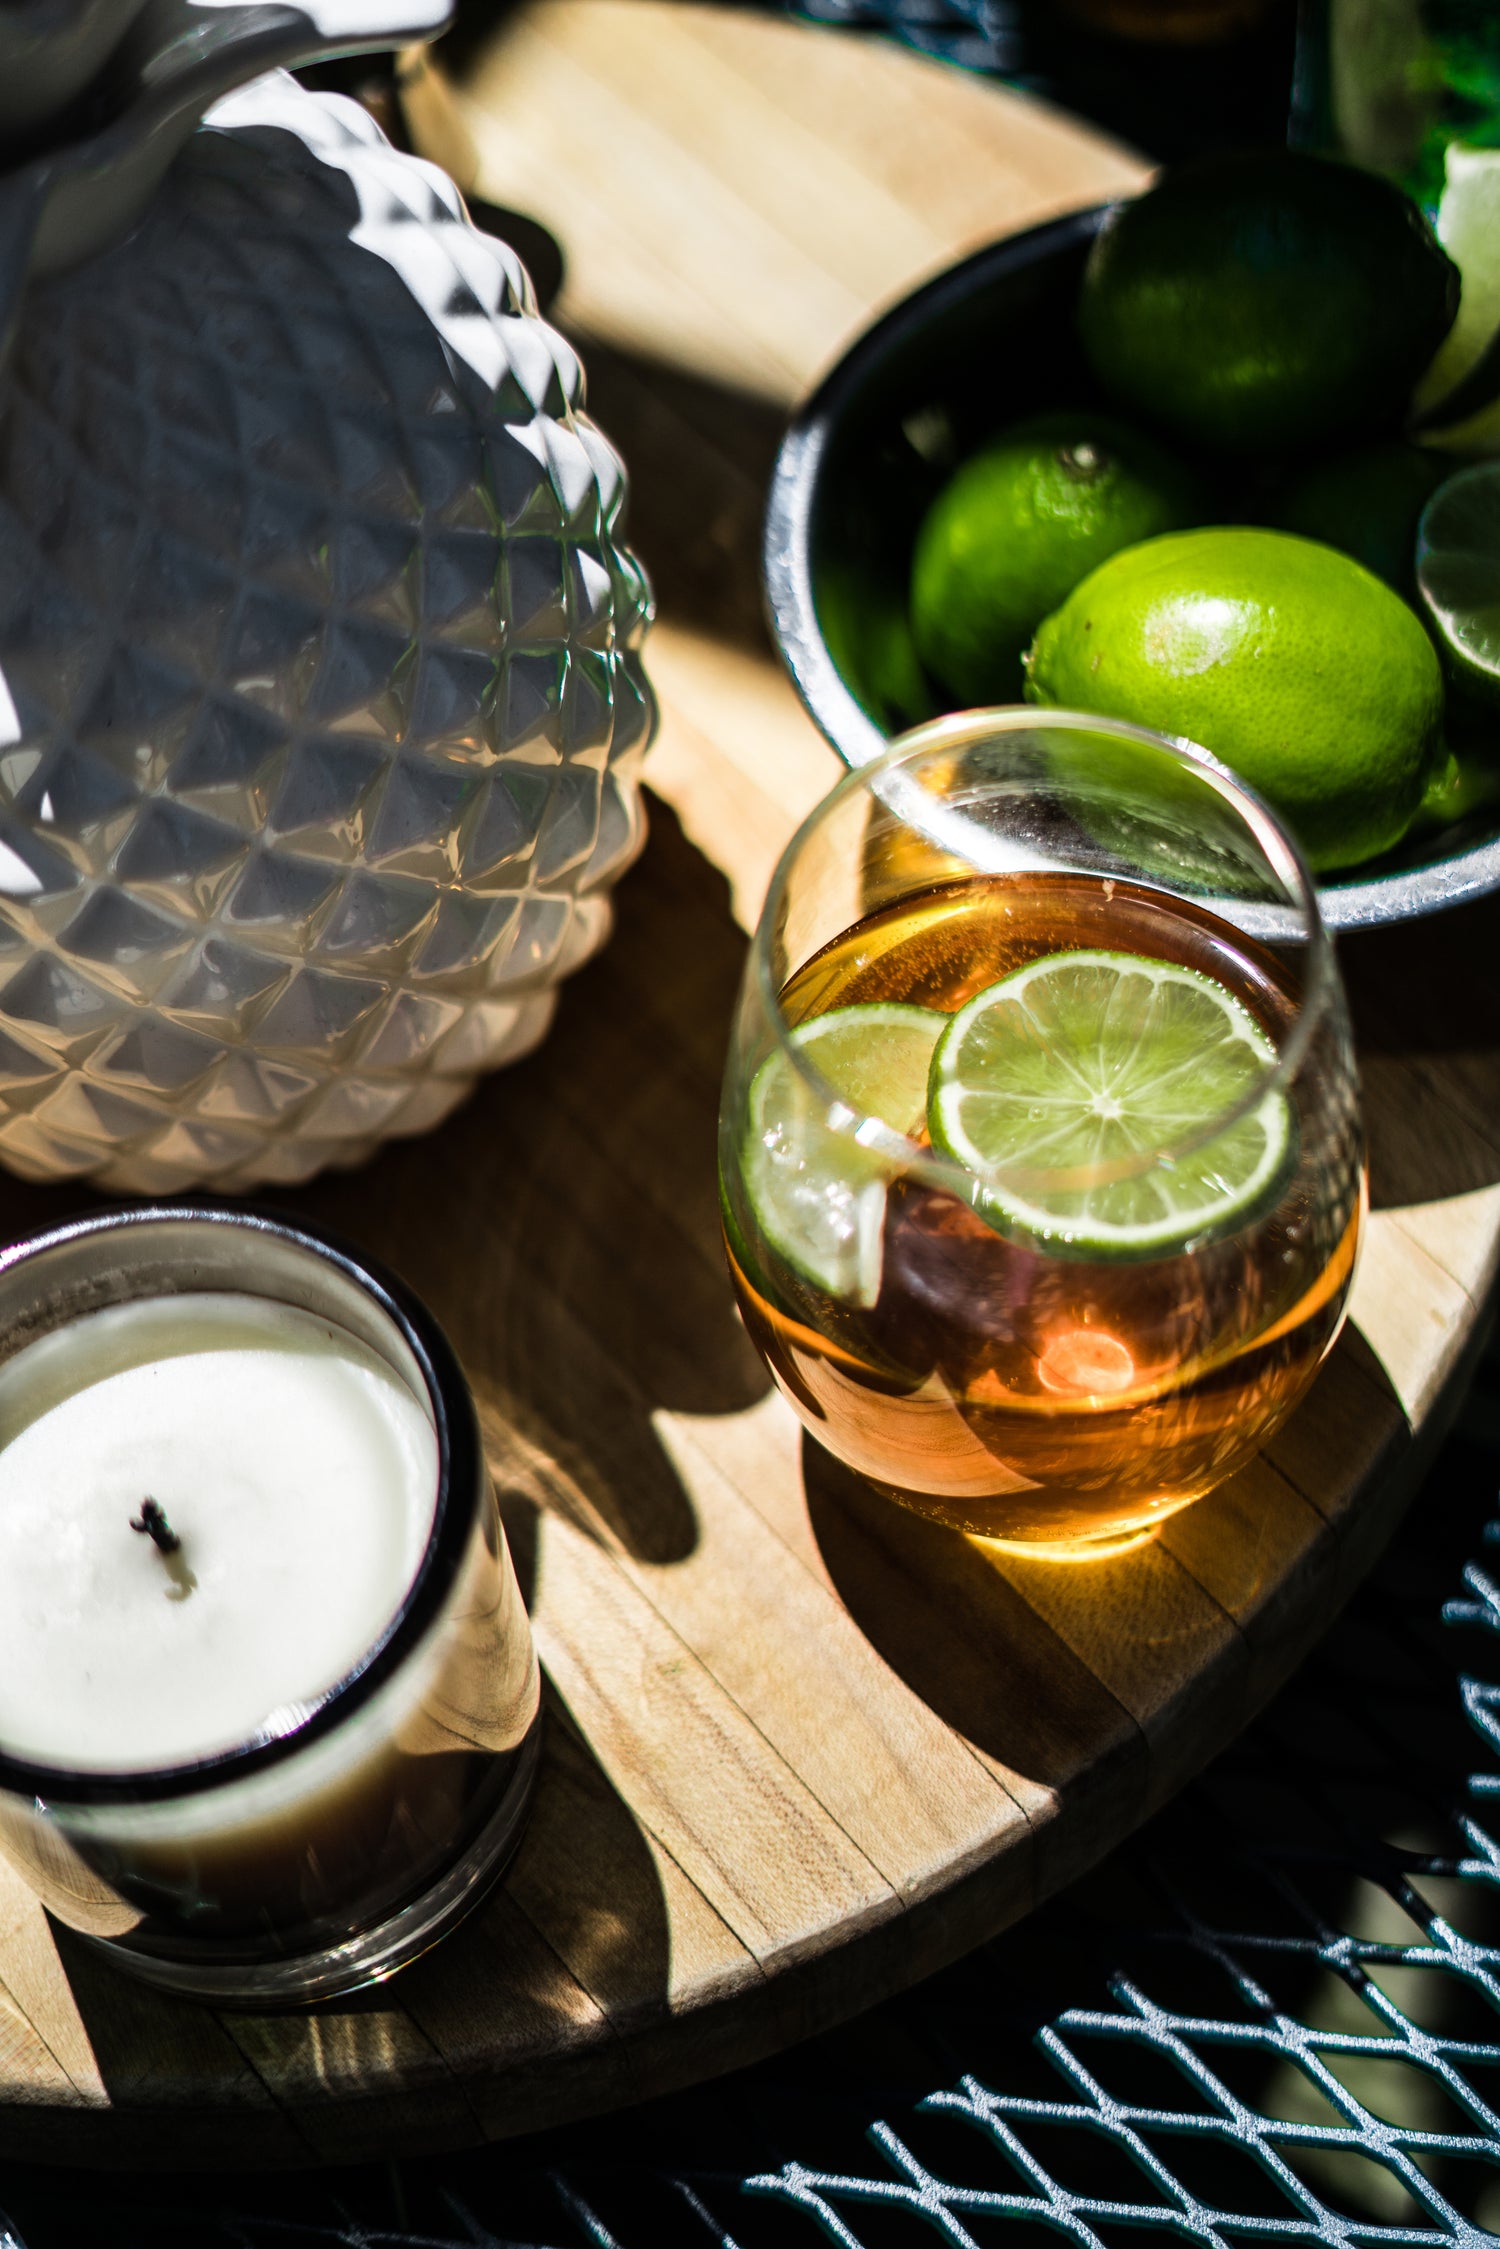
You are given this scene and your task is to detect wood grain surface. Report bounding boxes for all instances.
[0,0,1495,2168]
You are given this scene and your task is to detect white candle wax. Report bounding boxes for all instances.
[0,1292,439,1772]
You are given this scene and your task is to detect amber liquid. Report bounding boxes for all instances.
[725,873,1363,1551]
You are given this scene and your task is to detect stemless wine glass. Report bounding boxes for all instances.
[720,709,1364,1557]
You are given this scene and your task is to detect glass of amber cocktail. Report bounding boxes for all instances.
[720,709,1363,1557]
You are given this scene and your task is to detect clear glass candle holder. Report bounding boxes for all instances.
[720,710,1365,1557]
[0,1205,540,2005]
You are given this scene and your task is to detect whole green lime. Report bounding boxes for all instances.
[1078,152,1459,455]
[909,412,1203,706]
[1025,527,1444,872]
[1268,442,1449,597]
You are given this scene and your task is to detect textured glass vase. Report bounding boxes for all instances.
[0,13,654,1193]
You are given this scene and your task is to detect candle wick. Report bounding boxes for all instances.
[129,1498,181,1555]
[130,1498,197,1600]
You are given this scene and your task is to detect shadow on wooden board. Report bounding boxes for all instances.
[1339,889,1500,1211]
[30,1690,668,2165]
[803,1437,1144,1819]
[297,799,771,1572]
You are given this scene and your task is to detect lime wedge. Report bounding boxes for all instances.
[1414,144,1500,446]
[742,1003,947,1306]
[927,950,1292,1255]
[1417,462,1500,703]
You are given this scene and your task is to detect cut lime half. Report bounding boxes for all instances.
[927,949,1292,1256]
[1417,462,1500,705]
[741,1002,946,1306]
[1413,144,1500,447]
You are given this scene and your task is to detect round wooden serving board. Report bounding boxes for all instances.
[0,2,1498,2168]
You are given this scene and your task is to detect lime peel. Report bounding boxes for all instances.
[927,948,1292,1256]
[1413,143,1500,435]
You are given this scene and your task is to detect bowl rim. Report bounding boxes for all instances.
[761,202,1500,936]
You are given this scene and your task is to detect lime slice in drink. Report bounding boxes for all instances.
[1417,462,1500,704]
[927,949,1292,1255]
[742,1002,946,1306]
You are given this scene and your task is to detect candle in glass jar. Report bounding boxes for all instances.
[0,1207,542,2005]
[0,1293,439,1771]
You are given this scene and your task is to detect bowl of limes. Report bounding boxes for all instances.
[764,149,1500,928]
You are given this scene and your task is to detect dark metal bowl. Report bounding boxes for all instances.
[762,205,1500,933]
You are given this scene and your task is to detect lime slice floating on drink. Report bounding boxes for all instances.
[1416,461,1500,705]
[741,1002,946,1306]
[927,949,1292,1255]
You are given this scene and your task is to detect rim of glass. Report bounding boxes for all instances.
[751,706,1340,1192]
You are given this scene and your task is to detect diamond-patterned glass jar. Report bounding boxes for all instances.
[0,52,654,1192]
